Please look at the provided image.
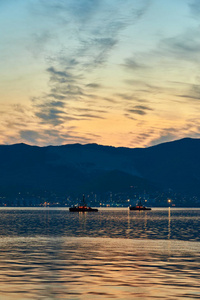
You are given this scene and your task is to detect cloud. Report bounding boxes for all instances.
[48,100,66,107]
[120,23,200,114]
[13,104,26,113]
[124,79,164,95]
[89,37,118,66]
[51,85,84,98]
[103,97,118,103]
[86,83,102,89]
[126,105,153,115]
[134,105,153,110]
[188,83,200,100]
[33,98,74,126]
[127,109,147,115]
[176,80,200,102]
[160,33,200,62]
[36,0,151,71]
[116,92,150,105]
[117,93,136,101]
[47,67,79,84]
[149,132,178,147]
[52,0,101,23]
[47,94,66,100]
[35,111,64,126]
[59,134,94,144]
[123,58,148,70]
[33,90,107,125]
[19,128,95,145]
[20,130,42,144]
[27,31,53,58]
[177,94,200,101]
[40,67,87,119]
[54,85,82,97]
[52,130,96,144]
[1,0,153,147]
[78,114,105,119]
[30,0,153,120]
[148,120,200,147]
[189,0,200,16]
[30,1,115,69]
[46,66,85,100]
[72,106,107,120]
[124,113,137,120]
[73,107,107,114]
[121,30,200,93]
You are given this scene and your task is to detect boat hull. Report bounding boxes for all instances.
[69,207,98,212]
[129,206,151,211]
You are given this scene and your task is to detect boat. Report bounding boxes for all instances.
[69,195,98,212]
[129,199,151,211]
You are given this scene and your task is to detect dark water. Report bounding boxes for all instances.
[0,208,199,299]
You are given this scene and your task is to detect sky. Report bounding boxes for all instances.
[1,0,200,148]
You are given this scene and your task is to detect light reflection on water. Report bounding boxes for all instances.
[0,208,199,299]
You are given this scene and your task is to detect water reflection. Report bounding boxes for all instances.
[0,208,199,299]
[0,208,199,242]
[78,211,87,232]
[0,236,199,299]
[168,207,171,240]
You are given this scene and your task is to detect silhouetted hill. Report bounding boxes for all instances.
[0,138,200,202]
[133,138,200,195]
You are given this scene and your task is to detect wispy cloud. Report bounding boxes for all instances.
[19,128,95,145]
[127,109,147,115]
[47,67,80,84]
[159,32,200,63]
[32,0,151,71]
[123,58,149,70]
[86,83,102,89]
[124,113,137,120]
[177,94,200,101]
[117,93,137,101]
[148,119,200,147]
[73,107,107,114]
[20,130,42,144]
[189,0,200,17]
[77,113,104,119]
[174,80,200,103]
[149,132,177,147]
[25,0,152,136]
[126,105,153,115]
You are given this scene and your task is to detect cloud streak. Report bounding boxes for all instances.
[126,105,153,116]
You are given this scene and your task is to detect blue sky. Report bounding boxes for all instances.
[1,0,200,147]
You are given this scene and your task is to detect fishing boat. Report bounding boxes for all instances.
[129,199,151,211]
[69,195,98,212]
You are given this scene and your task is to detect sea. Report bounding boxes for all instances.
[0,207,199,300]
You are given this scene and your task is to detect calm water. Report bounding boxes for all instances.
[0,208,199,299]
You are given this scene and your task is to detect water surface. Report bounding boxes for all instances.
[0,208,199,299]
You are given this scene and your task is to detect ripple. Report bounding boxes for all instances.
[0,208,199,299]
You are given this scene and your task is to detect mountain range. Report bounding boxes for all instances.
[0,138,200,202]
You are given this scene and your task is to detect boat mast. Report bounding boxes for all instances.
[82,194,87,206]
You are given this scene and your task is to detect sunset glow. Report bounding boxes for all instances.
[1,0,200,147]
